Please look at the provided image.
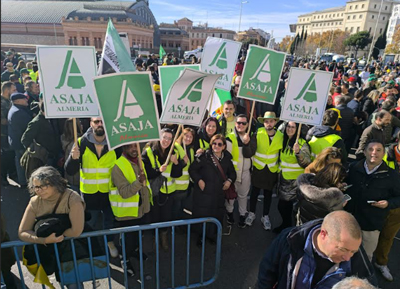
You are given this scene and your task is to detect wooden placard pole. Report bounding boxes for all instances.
[136,142,146,185]
[73,118,78,145]
[295,123,302,144]
[208,91,214,117]
[182,125,187,152]
[164,124,182,166]
[247,101,256,135]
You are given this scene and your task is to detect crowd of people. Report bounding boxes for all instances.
[2,47,400,289]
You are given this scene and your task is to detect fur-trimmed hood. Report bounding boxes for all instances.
[297,173,345,210]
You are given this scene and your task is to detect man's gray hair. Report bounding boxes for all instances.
[28,166,68,195]
[332,277,377,289]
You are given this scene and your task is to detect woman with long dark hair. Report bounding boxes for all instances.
[142,128,184,250]
[194,117,221,154]
[274,122,311,233]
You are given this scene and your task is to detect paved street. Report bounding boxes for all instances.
[2,182,400,289]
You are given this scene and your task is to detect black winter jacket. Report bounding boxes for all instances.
[345,160,400,231]
[256,219,376,289]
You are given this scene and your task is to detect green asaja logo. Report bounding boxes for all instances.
[249,53,271,83]
[209,42,228,69]
[56,50,86,89]
[294,73,317,103]
[178,76,205,102]
[114,80,144,121]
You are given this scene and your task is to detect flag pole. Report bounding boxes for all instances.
[136,142,146,185]
[73,118,78,145]
[247,101,256,135]
[164,124,183,166]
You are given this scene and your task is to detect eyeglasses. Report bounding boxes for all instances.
[33,184,49,191]
[287,126,296,129]
[162,136,172,141]
[92,120,103,124]
[212,142,224,147]
[236,121,248,126]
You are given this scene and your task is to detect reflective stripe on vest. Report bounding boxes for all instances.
[175,147,194,191]
[227,132,239,171]
[146,145,181,194]
[309,134,342,160]
[280,139,306,180]
[79,138,116,194]
[109,156,152,218]
[253,128,283,172]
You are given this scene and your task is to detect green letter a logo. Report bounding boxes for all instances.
[178,76,205,102]
[56,50,86,89]
[294,73,317,103]
[114,80,143,121]
[249,54,271,83]
[209,42,228,69]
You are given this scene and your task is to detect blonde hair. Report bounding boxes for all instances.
[367,90,380,104]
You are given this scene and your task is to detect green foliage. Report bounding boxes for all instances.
[372,22,388,60]
[344,31,371,56]
[290,34,299,55]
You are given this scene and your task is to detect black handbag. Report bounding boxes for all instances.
[149,160,167,196]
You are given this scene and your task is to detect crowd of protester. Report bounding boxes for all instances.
[2,48,400,289]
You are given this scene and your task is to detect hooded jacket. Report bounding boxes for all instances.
[306,125,347,164]
[296,173,345,225]
[256,219,376,289]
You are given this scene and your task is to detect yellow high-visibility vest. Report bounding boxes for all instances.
[109,156,152,218]
[280,139,306,180]
[253,128,283,173]
[79,138,116,194]
[175,147,195,191]
[309,134,342,160]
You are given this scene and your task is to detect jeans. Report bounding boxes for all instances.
[14,149,27,186]
[84,193,115,242]
[171,190,188,220]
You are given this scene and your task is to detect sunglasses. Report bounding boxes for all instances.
[92,120,103,124]
[212,142,224,147]
[236,121,248,126]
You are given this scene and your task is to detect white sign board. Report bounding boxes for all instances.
[201,37,242,91]
[280,68,333,126]
[37,46,98,118]
[160,68,222,126]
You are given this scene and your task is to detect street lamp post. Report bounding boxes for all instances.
[238,1,249,33]
[367,0,384,63]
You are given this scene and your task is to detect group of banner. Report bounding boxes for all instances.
[36,19,333,151]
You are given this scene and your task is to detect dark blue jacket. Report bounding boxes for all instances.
[256,219,376,289]
[7,103,33,151]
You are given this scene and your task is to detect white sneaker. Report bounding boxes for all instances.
[261,215,271,230]
[107,241,119,258]
[245,212,256,226]
[374,262,393,281]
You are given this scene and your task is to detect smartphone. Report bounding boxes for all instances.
[343,194,352,201]
[343,184,353,190]
[367,200,377,204]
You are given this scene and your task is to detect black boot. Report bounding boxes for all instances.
[226,212,234,225]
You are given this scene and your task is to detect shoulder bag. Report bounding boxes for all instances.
[210,154,237,200]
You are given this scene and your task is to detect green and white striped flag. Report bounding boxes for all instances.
[98,19,135,75]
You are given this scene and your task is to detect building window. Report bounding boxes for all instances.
[348,16,350,20]
[350,27,354,32]
[374,4,377,9]
[362,4,364,8]
[385,6,387,10]
[383,17,385,20]
[349,5,352,9]
[359,15,362,19]
[69,37,73,45]
[372,15,375,19]
[355,5,358,9]
[380,28,383,34]
[74,37,77,45]
[345,27,348,31]
[353,15,356,19]
[357,27,360,32]
[220,33,222,38]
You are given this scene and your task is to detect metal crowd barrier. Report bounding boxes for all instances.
[1,218,222,289]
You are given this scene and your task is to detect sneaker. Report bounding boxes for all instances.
[120,258,135,277]
[261,215,271,231]
[245,212,256,226]
[374,262,393,281]
[226,212,234,225]
[107,241,119,258]
[238,215,246,228]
